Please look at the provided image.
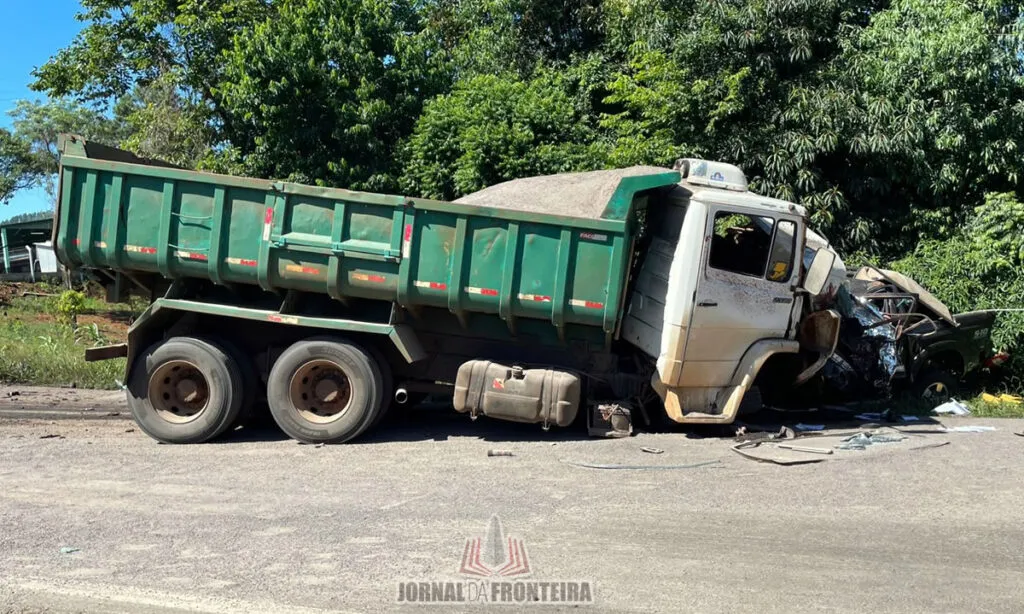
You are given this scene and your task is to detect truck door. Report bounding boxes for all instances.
[681,206,800,388]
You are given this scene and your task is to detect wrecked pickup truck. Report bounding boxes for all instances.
[838,267,999,401]
[775,258,1002,405]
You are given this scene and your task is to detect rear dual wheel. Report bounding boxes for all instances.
[127,337,245,444]
[266,338,386,444]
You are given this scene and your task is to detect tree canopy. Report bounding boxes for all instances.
[12,0,1024,260]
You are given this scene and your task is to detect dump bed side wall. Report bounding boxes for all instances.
[56,155,637,332]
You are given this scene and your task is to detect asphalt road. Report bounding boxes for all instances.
[2,386,1024,613]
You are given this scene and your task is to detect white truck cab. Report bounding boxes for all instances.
[622,159,841,423]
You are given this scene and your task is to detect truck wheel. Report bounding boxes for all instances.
[363,344,394,429]
[210,336,259,427]
[266,338,384,443]
[127,337,244,444]
[916,370,958,403]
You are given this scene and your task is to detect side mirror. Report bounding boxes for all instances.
[801,248,837,295]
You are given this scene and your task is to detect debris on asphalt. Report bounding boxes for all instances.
[104,411,121,417]
[5,390,20,397]
[777,444,833,455]
[855,412,887,422]
[837,432,906,450]
[562,459,721,470]
[640,446,664,454]
[790,421,823,431]
[39,434,64,440]
[588,403,633,438]
[735,425,796,443]
[1014,431,1024,438]
[939,425,998,433]
[731,441,827,465]
[487,449,514,457]
[59,547,80,554]
[124,428,135,433]
[901,415,921,422]
[933,400,971,416]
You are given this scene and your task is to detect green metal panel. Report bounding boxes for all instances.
[56,136,681,337]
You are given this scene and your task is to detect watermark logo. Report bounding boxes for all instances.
[458,515,530,578]
[396,515,594,605]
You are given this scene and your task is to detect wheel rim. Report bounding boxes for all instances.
[148,360,210,423]
[923,381,949,401]
[288,359,353,424]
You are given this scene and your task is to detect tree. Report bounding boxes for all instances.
[426,0,604,77]
[0,129,40,204]
[0,99,126,204]
[216,0,450,191]
[598,0,1024,255]
[31,0,271,142]
[114,72,213,168]
[402,65,609,200]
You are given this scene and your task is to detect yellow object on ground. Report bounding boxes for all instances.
[981,392,1023,405]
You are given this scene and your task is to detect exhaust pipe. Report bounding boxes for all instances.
[394,388,409,404]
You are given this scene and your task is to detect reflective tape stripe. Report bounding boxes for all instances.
[569,299,604,309]
[285,264,320,275]
[517,293,552,302]
[93,241,107,249]
[352,272,386,283]
[414,280,447,290]
[174,251,208,261]
[579,232,608,241]
[125,245,157,255]
[225,257,257,267]
[465,286,499,296]
[263,207,273,241]
[267,314,300,325]
[402,223,413,259]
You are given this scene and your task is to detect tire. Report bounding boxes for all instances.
[736,386,764,416]
[363,343,394,429]
[266,337,384,443]
[127,337,244,444]
[916,369,958,403]
[210,336,260,428]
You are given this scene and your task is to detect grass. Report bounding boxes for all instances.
[0,282,143,390]
[964,395,1024,418]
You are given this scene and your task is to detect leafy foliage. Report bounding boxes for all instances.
[55,290,87,329]
[114,72,213,168]
[214,0,450,191]
[402,66,609,200]
[0,99,126,203]
[892,193,1024,389]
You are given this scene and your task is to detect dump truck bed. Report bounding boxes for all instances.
[54,136,679,333]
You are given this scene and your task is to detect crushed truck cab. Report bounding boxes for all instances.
[55,135,840,444]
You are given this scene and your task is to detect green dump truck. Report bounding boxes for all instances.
[54,135,841,444]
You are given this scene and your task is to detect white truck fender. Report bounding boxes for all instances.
[653,339,799,424]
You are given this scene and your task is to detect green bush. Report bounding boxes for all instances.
[54,289,87,328]
[890,192,1024,392]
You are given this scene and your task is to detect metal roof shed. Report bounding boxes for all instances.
[0,215,54,273]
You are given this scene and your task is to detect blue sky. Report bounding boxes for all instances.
[0,0,86,223]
